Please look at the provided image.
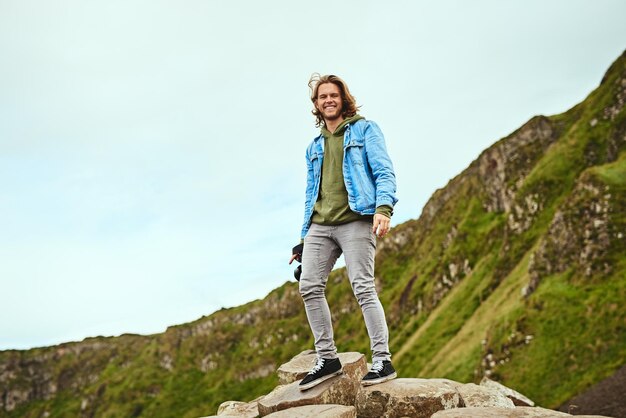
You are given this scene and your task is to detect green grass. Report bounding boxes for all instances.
[496,268,626,407]
[394,254,497,378]
[589,151,626,187]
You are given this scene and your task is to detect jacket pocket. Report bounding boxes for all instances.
[345,140,365,167]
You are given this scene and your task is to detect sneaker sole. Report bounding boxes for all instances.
[298,370,343,391]
[361,372,397,386]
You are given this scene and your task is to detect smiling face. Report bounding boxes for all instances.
[315,82,344,124]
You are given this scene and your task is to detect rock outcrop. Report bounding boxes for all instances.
[206,351,614,418]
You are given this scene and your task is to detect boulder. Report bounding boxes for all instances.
[277,352,367,385]
[264,404,356,418]
[431,406,572,417]
[355,378,464,418]
[454,383,515,408]
[480,377,535,406]
[258,374,360,417]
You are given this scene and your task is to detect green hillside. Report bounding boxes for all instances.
[1,50,625,418]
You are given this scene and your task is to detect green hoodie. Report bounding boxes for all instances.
[311,115,392,226]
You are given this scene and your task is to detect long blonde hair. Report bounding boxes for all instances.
[308,73,360,127]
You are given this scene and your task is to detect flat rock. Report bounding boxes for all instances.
[258,373,361,417]
[455,383,515,408]
[200,415,250,418]
[264,404,356,418]
[355,378,464,418]
[480,377,535,406]
[432,406,572,417]
[277,352,367,385]
[216,398,262,417]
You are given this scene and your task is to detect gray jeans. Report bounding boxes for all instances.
[299,220,391,362]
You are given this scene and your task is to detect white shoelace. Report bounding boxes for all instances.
[308,358,325,375]
[370,361,384,373]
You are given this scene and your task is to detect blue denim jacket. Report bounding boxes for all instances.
[301,119,398,239]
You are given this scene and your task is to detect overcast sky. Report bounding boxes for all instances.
[1,0,625,350]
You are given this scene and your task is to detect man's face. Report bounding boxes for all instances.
[315,82,343,122]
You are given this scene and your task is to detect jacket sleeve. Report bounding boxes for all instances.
[300,146,315,240]
[363,121,398,209]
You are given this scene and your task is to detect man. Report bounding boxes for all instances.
[289,74,398,391]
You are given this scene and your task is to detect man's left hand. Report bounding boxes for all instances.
[372,214,391,238]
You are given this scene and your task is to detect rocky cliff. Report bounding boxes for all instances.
[1,50,625,418]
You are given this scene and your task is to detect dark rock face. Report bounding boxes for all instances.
[477,116,556,215]
[559,364,626,418]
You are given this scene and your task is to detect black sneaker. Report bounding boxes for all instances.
[361,360,397,386]
[298,357,343,391]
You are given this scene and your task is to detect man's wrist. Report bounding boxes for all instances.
[375,205,393,218]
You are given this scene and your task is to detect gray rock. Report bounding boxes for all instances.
[355,378,464,418]
[480,377,535,406]
[277,352,367,385]
[432,406,572,417]
[258,374,360,417]
[216,397,262,417]
[199,414,245,418]
[201,416,247,418]
[264,404,356,418]
[454,382,515,408]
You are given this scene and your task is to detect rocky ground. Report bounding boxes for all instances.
[200,351,616,418]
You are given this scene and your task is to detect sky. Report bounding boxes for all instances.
[1,0,625,350]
